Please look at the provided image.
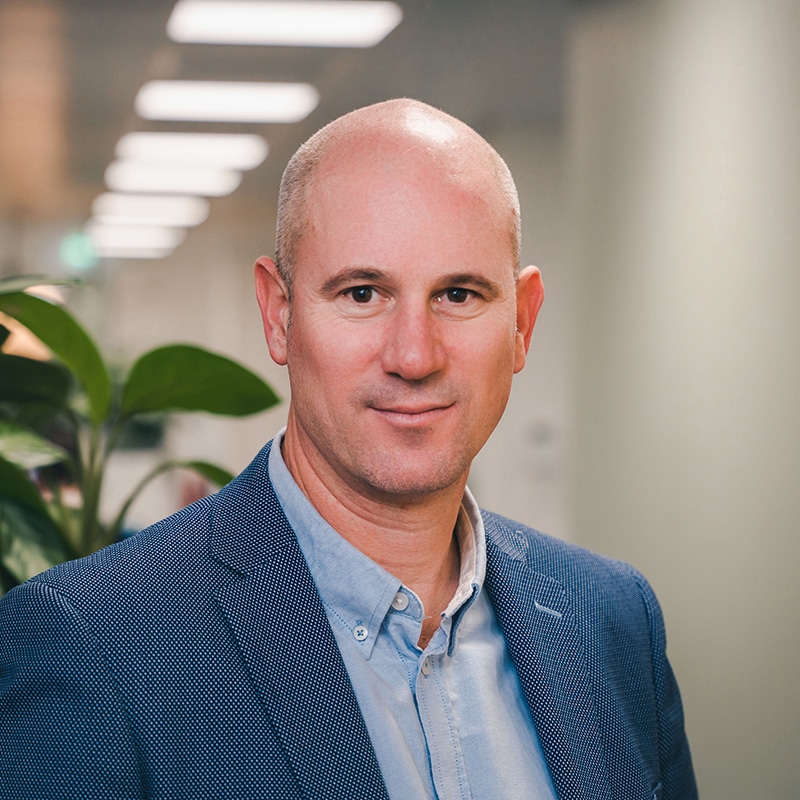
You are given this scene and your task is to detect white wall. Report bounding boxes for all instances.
[567,2,800,797]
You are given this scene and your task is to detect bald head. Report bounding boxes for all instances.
[274,99,521,295]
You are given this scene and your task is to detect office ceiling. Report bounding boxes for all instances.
[0,0,578,258]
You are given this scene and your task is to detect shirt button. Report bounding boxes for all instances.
[391,591,409,611]
[420,658,432,676]
[353,625,369,642]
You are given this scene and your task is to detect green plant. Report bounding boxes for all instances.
[0,275,279,595]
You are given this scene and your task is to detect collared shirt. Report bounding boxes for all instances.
[268,432,558,800]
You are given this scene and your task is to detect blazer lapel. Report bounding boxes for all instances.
[210,443,389,800]
[484,520,613,800]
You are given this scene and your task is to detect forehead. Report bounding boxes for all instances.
[297,132,514,274]
[313,126,502,204]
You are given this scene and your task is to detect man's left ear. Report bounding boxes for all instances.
[513,265,544,374]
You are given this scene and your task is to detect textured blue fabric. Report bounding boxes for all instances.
[0,441,697,799]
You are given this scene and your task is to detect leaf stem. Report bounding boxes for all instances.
[106,460,178,543]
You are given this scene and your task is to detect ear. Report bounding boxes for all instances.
[513,265,544,374]
[254,256,290,366]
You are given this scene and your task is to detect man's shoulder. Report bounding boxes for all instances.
[22,494,218,605]
[480,510,666,651]
[19,441,278,602]
[481,509,650,598]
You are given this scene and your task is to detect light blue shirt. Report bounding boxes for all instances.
[268,432,558,800]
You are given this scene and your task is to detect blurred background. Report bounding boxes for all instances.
[1,0,798,796]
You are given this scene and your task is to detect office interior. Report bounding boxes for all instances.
[1,1,798,797]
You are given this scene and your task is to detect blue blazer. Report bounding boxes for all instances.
[0,442,696,799]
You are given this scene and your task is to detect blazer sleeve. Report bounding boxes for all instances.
[630,569,698,800]
[0,581,145,800]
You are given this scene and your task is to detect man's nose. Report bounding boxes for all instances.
[380,305,446,381]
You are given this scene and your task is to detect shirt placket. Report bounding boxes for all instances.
[414,616,472,800]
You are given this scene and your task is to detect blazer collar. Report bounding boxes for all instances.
[483,514,614,800]
[210,441,389,800]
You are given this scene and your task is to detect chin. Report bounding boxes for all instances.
[354,455,471,501]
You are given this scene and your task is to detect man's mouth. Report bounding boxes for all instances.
[369,403,454,426]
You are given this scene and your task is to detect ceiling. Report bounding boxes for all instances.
[0,0,582,266]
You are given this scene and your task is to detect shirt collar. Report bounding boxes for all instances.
[268,429,486,657]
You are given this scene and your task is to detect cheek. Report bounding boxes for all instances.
[286,320,371,404]
[462,322,517,373]
[464,330,516,407]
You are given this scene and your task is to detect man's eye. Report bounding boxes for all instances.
[348,286,374,303]
[444,288,472,304]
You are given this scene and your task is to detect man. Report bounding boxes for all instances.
[0,100,696,799]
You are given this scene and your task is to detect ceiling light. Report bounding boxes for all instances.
[92,193,210,227]
[167,0,402,47]
[116,132,268,170]
[86,223,186,252]
[135,80,319,123]
[105,161,242,196]
[92,245,177,261]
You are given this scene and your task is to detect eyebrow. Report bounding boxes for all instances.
[320,268,388,296]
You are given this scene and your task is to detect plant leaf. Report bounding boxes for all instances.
[0,292,111,423]
[0,275,81,295]
[0,501,72,583]
[121,344,279,417]
[0,421,69,470]
[181,460,234,487]
[0,454,53,519]
[0,353,72,405]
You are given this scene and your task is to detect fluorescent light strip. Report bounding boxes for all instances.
[167,0,403,47]
[135,80,319,123]
[105,161,242,196]
[87,223,186,251]
[92,193,210,227]
[93,245,177,260]
[116,132,268,170]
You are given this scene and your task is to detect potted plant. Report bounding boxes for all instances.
[0,275,279,595]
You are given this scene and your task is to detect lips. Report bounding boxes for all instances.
[368,402,454,426]
[372,403,450,415]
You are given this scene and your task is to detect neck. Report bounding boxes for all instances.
[281,425,464,643]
